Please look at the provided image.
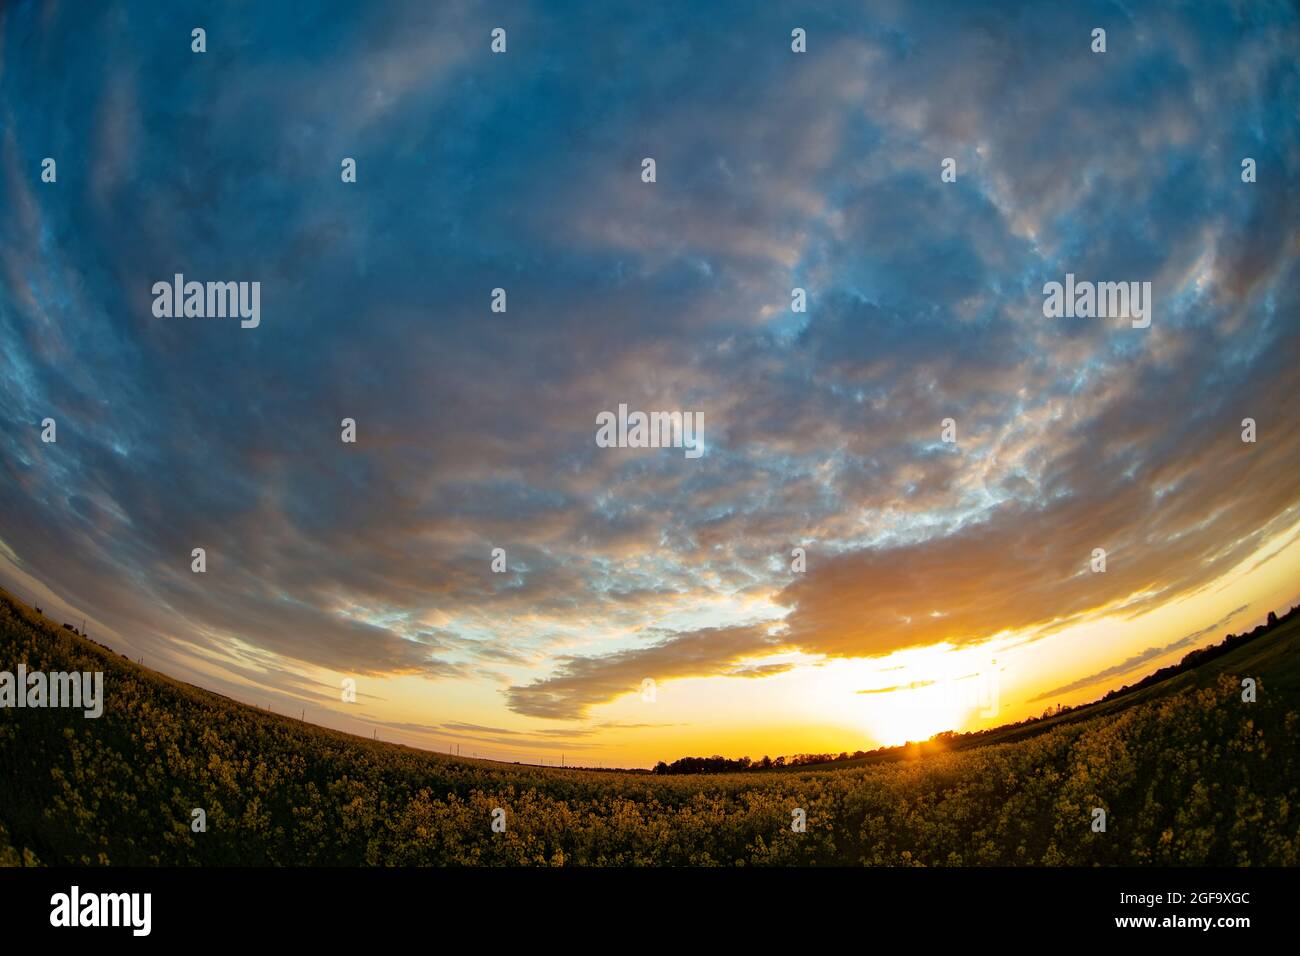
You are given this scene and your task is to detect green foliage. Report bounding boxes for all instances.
[1,593,1297,866]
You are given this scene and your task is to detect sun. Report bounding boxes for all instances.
[864,682,968,747]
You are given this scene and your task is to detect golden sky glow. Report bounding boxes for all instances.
[9,518,1297,768]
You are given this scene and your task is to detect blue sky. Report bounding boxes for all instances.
[2,0,1298,763]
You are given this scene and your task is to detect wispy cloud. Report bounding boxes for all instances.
[1030,605,1251,701]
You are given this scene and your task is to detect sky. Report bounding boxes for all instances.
[1,0,1298,768]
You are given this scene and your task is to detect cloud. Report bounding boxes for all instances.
[506,624,786,720]
[857,681,937,695]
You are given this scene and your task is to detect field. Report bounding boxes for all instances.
[2,589,1298,866]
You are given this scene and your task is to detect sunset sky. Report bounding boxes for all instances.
[2,1,1298,767]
